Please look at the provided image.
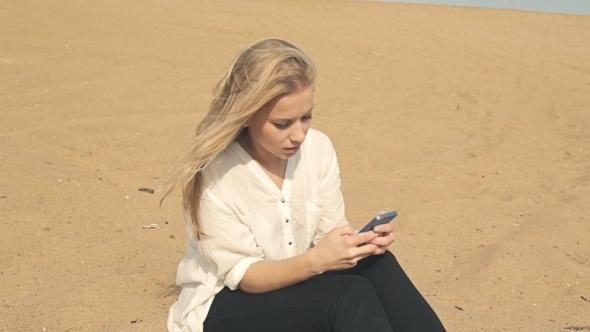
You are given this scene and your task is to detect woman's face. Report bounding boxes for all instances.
[244,85,314,165]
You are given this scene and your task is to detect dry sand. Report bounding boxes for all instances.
[1,0,589,330]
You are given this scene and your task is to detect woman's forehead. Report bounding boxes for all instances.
[267,86,314,118]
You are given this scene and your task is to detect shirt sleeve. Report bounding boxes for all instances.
[194,191,264,290]
[312,134,349,245]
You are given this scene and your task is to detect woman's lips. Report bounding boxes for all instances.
[285,146,300,153]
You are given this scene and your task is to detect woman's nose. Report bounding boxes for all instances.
[290,122,306,143]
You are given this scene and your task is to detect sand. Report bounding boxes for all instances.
[1,0,589,330]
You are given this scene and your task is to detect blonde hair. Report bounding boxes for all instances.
[160,38,317,238]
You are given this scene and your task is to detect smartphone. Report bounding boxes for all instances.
[359,210,398,233]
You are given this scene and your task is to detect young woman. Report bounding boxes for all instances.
[162,38,446,332]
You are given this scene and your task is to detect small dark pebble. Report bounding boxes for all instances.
[138,187,155,194]
[170,234,175,239]
[165,221,169,224]
[581,296,589,302]
[564,326,590,331]
[130,320,137,324]
[454,306,464,311]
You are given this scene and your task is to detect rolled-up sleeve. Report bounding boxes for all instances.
[196,192,264,290]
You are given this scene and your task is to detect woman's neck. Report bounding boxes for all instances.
[239,135,287,190]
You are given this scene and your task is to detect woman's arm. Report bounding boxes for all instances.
[311,134,349,245]
[239,225,380,293]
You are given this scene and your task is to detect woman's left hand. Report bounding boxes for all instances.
[367,222,395,255]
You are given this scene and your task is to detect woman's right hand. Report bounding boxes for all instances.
[306,225,380,274]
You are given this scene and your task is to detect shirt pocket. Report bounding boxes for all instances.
[305,201,323,246]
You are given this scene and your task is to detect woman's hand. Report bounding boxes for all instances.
[305,225,380,274]
[239,223,394,293]
[367,222,395,255]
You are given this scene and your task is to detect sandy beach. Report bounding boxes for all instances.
[1,0,589,330]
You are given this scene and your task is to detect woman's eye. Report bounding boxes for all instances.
[302,115,313,121]
[274,123,288,129]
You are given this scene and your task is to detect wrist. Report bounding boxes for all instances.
[303,248,325,275]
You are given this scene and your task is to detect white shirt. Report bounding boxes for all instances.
[167,129,349,332]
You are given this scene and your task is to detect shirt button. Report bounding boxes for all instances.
[285,218,289,223]
[281,199,285,203]
[288,241,292,245]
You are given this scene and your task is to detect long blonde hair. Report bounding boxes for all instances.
[160,38,317,238]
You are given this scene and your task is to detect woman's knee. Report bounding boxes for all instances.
[334,275,377,302]
[381,250,398,265]
[343,275,373,289]
[312,275,376,301]
[356,250,397,270]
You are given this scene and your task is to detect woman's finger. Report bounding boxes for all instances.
[349,243,379,257]
[368,238,388,247]
[331,224,357,236]
[372,223,393,234]
[372,249,384,255]
[373,245,391,255]
[368,233,394,246]
[344,231,379,247]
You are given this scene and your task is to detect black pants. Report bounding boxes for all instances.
[204,251,446,332]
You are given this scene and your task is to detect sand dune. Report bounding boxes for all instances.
[1,0,589,330]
